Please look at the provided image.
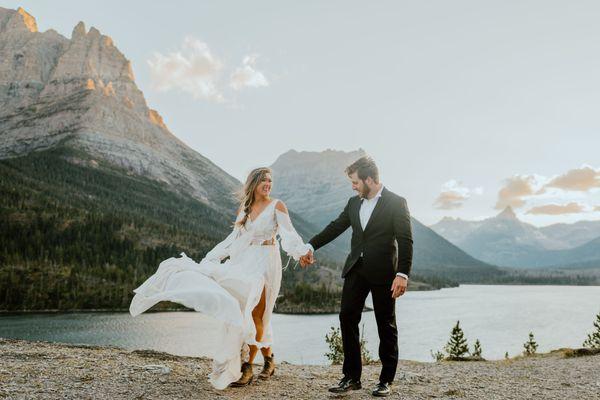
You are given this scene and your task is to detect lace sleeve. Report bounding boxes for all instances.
[275,209,311,260]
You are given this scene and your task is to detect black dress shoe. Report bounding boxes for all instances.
[328,377,362,393]
[372,382,392,397]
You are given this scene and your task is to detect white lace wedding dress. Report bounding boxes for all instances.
[129,199,311,389]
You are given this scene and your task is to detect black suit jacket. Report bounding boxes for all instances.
[309,187,413,284]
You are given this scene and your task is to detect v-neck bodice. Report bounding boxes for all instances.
[242,199,279,243]
[247,199,277,224]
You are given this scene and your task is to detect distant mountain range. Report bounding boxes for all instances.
[430,207,600,269]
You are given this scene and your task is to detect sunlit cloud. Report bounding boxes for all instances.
[148,37,224,102]
[526,202,586,215]
[434,180,483,210]
[542,165,600,192]
[230,55,269,90]
[148,37,269,103]
[495,175,540,210]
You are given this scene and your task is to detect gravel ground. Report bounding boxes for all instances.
[1,338,599,399]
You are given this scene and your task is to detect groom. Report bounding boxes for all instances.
[301,156,413,397]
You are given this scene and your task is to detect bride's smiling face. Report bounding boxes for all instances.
[254,173,273,198]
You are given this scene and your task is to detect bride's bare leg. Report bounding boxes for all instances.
[248,287,271,364]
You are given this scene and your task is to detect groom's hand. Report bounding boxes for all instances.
[391,276,407,298]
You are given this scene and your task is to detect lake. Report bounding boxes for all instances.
[1,285,599,364]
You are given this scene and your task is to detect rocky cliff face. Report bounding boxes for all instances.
[0,7,239,214]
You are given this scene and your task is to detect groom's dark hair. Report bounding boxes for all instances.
[345,156,379,183]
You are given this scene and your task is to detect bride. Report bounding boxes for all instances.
[129,167,313,389]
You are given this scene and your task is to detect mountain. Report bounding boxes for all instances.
[271,148,367,226]
[539,220,600,249]
[427,216,483,245]
[0,7,238,215]
[0,7,351,312]
[430,207,600,268]
[0,7,248,310]
[541,237,600,269]
[270,149,501,282]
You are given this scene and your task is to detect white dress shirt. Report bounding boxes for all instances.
[307,184,408,281]
[359,185,408,281]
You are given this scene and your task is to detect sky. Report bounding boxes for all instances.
[5,1,600,226]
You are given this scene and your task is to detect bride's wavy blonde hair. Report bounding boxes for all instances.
[236,167,272,227]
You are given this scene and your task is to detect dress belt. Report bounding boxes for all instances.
[251,238,275,246]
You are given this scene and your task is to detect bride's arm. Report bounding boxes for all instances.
[275,200,312,260]
[201,210,243,263]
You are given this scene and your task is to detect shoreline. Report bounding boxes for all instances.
[1,338,598,399]
[2,282,599,315]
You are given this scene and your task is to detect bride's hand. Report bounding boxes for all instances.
[299,250,314,267]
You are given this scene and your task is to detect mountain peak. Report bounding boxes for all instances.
[72,21,86,39]
[497,205,518,220]
[16,7,37,32]
[0,7,38,33]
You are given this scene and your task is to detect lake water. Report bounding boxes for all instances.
[1,285,599,364]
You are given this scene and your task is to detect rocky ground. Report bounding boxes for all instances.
[1,338,599,400]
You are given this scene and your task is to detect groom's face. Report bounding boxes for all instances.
[349,172,370,198]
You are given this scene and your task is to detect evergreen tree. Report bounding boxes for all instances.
[431,350,444,362]
[523,332,538,356]
[472,339,483,359]
[583,311,600,349]
[444,320,469,359]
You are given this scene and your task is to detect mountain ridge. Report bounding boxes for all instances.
[430,207,600,268]
[0,6,239,215]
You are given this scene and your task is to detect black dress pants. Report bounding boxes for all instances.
[339,258,398,383]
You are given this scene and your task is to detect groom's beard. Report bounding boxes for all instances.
[359,185,370,199]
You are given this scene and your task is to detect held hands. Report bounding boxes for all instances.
[299,249,314,268]
[390,275,407,298]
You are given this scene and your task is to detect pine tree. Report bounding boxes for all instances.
[472,339,483,359]
[445,320,469,359]
[523,332,538,356]
[583,312,600,349]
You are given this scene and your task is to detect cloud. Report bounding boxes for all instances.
[595,205,600,212]
[230,55,269,90]
[526,202,586,215]
[148,37,268,102]
[543,166,600,192]
[434,180,483,210]
[494,175,538,210]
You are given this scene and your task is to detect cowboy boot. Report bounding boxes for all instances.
[230,362,254,387]
[258,354,275,380]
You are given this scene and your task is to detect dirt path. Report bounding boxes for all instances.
[1,338,598,399]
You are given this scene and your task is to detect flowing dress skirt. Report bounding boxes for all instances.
[129,243,282,389]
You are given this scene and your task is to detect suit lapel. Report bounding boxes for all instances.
[353,197,364,234]
[363,187,388,234]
